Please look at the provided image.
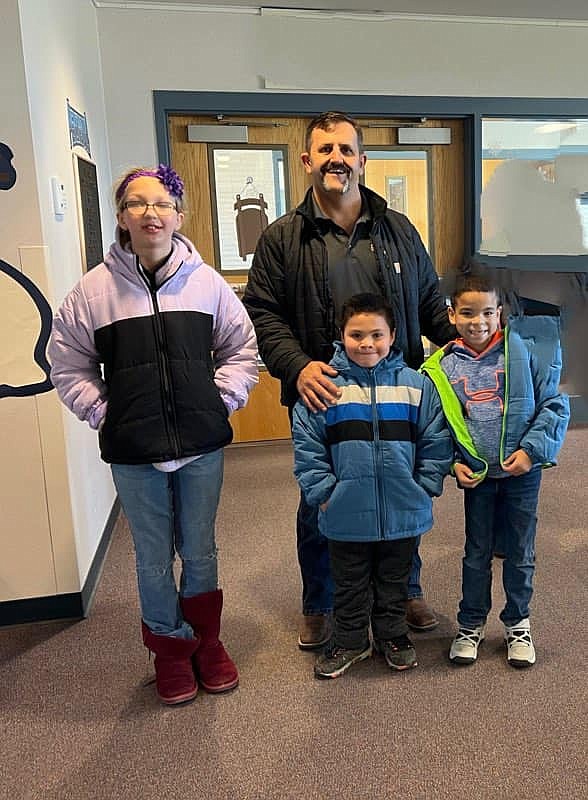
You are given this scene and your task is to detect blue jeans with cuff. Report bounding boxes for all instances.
[111,449,223,638]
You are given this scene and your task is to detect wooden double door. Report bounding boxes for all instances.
[168,114,465,442]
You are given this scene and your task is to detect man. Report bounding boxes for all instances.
[243,111,455,649]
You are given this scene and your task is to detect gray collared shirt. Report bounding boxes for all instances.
[312,196,381,324]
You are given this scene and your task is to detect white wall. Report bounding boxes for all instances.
[18,0,116,587]
[260,12,588,97]
[19,0,114,305]
[96,7,588,173]
[97,6,264,173]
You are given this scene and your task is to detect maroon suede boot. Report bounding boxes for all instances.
[180,590,239,693]
[141,622,200,705]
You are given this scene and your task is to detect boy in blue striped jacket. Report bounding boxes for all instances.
[293,293,452,679]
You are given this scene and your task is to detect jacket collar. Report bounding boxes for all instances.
[297,184,389,228]
[107,231,202,286]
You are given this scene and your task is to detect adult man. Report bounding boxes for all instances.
[243,111,455,649]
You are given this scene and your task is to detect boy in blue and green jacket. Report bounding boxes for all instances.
[293,293,452,680]
[421,271,569,669]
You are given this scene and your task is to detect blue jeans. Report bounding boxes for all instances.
[458,469,542,629]
[111,450,224,638]
[297,491,423,614]
[407,538,423,600]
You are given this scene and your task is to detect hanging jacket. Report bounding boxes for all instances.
[243,185,455,408]
[292,344,452,542]
[420,315,570,481]
[49,231,258,464]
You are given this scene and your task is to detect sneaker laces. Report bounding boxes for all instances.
[384,635,413,651]
[506,628,532,647]
[324,643,368,659]
[323,644,344,659]
[455,627,483,646]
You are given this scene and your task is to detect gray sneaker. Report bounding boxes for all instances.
[314,642,372,679]
[376,635,418,671]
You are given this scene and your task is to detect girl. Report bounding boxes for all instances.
[49,164,258,705]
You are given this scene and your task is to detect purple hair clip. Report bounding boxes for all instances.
[116,164,185,201]
[155,164,184,199]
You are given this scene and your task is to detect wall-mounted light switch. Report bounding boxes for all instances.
[51,177,67,216]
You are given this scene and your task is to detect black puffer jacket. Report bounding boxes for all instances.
[243,185,455,408]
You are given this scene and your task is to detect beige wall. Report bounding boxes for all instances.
[0,3,58,601]
[19,0,117,588]
[0,0,115,605]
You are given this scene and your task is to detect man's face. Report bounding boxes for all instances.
[301,122,366,198]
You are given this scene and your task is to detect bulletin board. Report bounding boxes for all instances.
[72,152,103,272]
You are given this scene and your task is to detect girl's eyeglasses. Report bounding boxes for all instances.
[123,201,177,217]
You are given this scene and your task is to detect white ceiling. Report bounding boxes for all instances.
[93,1,588,22]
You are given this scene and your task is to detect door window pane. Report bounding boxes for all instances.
[363,149,430,251]
[208,146,289,271]
[481,118,588,255]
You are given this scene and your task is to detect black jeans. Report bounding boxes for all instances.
[328,537,417,649]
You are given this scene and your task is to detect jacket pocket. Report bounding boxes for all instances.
[320,477,378,540]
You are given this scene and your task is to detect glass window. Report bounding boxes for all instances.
[208,146,289,272]
[363,149,430,252]
[480,118,588,255]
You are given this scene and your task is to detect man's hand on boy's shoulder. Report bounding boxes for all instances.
[296,361,341,412]
[502,449,533,476]
[454,462,484,489]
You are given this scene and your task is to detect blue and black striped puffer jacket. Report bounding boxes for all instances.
[292,343,452,542]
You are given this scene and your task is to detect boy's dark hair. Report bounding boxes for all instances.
[448,268,503,307]
[339,293,395,333]
[305,111,364,153]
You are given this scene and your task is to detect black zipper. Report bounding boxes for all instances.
[138,261,181,457]
[369,367,386,539]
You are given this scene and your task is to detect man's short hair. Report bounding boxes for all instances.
[305,111,364,154]
[339,292,396,333]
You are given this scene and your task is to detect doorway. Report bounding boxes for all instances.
[167,114,465,441]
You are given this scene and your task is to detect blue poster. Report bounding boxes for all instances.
[67,99,91,157]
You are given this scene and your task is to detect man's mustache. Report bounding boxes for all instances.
[321,162,351,176]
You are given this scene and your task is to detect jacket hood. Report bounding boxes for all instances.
[107,230,203,285]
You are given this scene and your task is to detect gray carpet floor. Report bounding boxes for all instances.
[1,430,587,800]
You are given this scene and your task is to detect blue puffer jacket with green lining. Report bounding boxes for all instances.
[420,315,570,481]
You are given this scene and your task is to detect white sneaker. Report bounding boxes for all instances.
[449,625,485,664]
[504,618,536,668]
